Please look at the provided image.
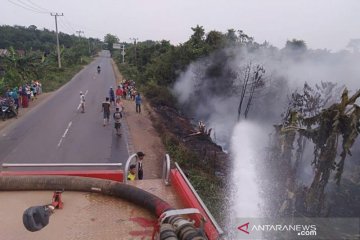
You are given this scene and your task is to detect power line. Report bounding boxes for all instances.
[57,18,73,34]
[16,0,49,13]
[7,0,103,40]
[25,0,51,12]
[60,17,76,33]
[58,17,76,34]
[63,16,106,37]
[7,0,47,14]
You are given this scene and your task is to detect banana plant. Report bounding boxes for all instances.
[270,84,360,217]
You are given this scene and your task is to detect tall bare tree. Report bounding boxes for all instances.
[237,62,266,120]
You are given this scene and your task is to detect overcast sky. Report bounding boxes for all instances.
[2,0,360,51]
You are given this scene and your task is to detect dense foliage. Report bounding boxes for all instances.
[0,24,102,93]
[113,25,282,105]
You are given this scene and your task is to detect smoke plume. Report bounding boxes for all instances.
[173,45,360,220]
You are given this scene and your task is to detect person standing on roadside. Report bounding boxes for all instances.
[116,85,123,101]
[136,151,145,180]
[109,87,115,106]
[102,97,111,126]
[135,93,142,113]
[80,91,85,113]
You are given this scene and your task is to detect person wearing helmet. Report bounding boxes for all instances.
[109,87,115,106]
[80,91,85,113]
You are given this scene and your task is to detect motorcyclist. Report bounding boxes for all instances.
[97,65,101,73]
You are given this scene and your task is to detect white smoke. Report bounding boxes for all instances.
[173,47,360,149]
[172,45,360,222]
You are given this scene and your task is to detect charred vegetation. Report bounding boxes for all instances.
[265,82,360,217]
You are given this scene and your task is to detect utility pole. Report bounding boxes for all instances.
[76,30,84,38]
[77,31,91,55]
[121,45,125,63]
[50,12,64,68]
[88,38,91,55]
[129,37,138,66]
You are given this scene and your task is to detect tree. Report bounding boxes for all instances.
[205,30,225,50]
[189,25,205,46]
[347,39,360,53]
[225,29,238,45]
[237,62,266,120]
[104,33,119,53]
[268,84,360,217]
[0,24,101,94]
[238,30,254,44]
[285,39,307,52]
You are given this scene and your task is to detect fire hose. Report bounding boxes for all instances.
[0,175,207,240]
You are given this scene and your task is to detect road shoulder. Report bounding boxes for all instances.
[111,60,165,179]
[0,92,52,133]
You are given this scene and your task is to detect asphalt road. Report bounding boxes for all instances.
[0,51,130,170]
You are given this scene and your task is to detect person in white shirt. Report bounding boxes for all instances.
[80,91,85,113]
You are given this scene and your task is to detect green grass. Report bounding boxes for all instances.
[187,169,227,222]
[41,57,92,92]
[160,128,226,225]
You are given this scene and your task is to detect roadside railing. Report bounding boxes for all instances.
[1,163,122,168]
[0,162,124,182]
[174,162,224,236]
[124,153,171,185]
[162,154,171,185]
[123,153,138,184]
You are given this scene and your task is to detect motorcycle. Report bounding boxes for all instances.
[1,100,18,121]
[97,67,101,74]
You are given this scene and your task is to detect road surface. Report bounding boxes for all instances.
[0,51,130,170]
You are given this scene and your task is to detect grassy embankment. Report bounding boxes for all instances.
[41,57,92,92]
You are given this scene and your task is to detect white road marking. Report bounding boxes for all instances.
[57,121,72,148]
[57,138,63,147]
[77,90,89,110]
[62,128,69,138]
[62,121,72,138]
